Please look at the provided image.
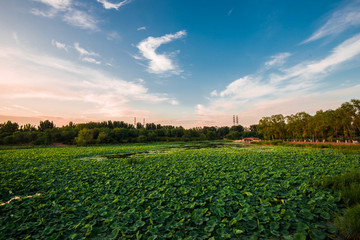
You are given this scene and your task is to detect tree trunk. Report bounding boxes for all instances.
[347,125,353,142]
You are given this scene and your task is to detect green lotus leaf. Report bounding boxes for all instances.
[309,228,327,240]
[294,232,307,240]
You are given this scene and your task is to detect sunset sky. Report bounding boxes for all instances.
[1,0,360,128]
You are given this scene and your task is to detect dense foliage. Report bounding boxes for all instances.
[257,99,360,142]
[318,169,360,239]
[0,120,259,146]
[1,143,359,239]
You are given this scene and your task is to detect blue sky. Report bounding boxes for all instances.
[1,0,360,127]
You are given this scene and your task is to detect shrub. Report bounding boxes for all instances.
[322,169,360,206]
[335,204,360,240]
[75,128,94,146]
[341,182,360,207]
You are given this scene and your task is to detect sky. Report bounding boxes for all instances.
[1,0,360,128]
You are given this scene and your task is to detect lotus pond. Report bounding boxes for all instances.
[0,142,359,239]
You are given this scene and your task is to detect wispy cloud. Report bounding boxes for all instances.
[74,42,99,56]
[137,26,146,31]
[0,45,177,119]
[32,0,98,30]
[82,57,101,65]
[302,0,360,44]
[51,40,102,65]
[31,0,71,18]
[272,33,360,83]
[31,8,58,18]
[33,0,72,10]
[135,30,187,75]
[264,52,291,68]
[197,33,360,126]
[227,8,233,16]
[51,39,68,51]
[107,31,121,40]
[171,100,179,105]
[12,32,20,44]
[97,0,131,10]
[63,10,98,30]
[1,105,42,115]
[219,76,274,99]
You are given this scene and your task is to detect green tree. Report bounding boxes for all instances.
[270,114,286,140]
[350,99,360,132]
[75,128,94,146]
[38,120,54,131]
[258,117,273,140]
[340,103,356,142]
[21,123,36,132]
[0,121,19,134]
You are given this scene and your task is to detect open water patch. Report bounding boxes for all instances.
[104,152,149,159]
[79,142,252,162]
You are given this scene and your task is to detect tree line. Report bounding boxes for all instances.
[0,120,260,146]
[257,99,360,142]
[2,99,358,145]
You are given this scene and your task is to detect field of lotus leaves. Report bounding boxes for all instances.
[0,142,359,239]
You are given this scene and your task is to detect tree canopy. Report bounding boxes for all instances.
[257,99,360,142]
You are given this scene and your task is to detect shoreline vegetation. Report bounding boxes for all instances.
[0,99,359,147]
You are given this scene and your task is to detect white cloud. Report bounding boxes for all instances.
[210,90,218,97]
[137,26,146,31]
[107,31,121,40]
[74,42,98,56]
[51,41,102,65]
[135,30,187,75]
[51,39,68,51]
[303,1,360,44]
[32,0,98,30]
[272,33,360,83]
[136,78,145,83]
[219,76,274,99]
[82,57,101,65]
[264,52,291,68]
[0,45,177,118]
[12,32,20,44]
[198,33,360,126]
[97,0,131,10]
[31,0,71,18]
[73,42,102,65]
[3,105,42,115]
[63,10,98,30]
[34,0,72,10]
[30,8,58,18]
[306,33,360,72]
[171,100,179,105]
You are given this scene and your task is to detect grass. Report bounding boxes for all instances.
[319,169,360,239]
[252,140,360,153]
[335,204,360,240]
[322,169,360,207]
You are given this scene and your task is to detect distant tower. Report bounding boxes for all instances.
[236,115,239,125]
[143,118,145,126]
[233,115,235,126]
[134,117,136,128]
